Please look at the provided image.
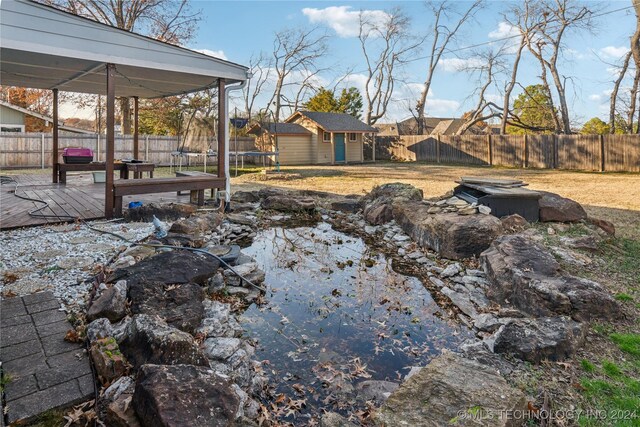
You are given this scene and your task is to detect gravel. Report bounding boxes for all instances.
[0,220,153,313]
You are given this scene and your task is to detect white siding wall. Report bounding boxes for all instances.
[317,129,332,164]
[346,133,363,163]
[276,135,313,165]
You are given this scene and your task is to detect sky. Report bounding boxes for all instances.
[63,1,638,127]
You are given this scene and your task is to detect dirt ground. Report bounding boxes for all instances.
[232,162,640,239]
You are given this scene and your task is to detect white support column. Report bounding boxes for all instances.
[372,133,376,162]
[344,133,348,165]
[330,132,335,165]
[361,133,364,162]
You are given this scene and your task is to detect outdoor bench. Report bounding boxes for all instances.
[112,174,224,217]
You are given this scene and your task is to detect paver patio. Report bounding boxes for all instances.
[1,291,94,424]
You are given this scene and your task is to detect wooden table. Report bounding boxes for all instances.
[57,163,126,184]
[124,162,155,179]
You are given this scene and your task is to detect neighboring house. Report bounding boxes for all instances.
[0,100,93,134]
[376,117,485,136]
[249,111,377,165]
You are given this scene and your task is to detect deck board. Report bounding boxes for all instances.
[1,173,207,230]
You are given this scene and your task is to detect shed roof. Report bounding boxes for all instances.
[290,111,377,132]
[248,122,312,136]
[0,0,249,98]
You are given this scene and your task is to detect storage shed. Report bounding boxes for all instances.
[249,111,377,165]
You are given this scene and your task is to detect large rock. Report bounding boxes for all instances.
[90,337,128,385]
[363,198,395,225]
[87,281,128,323]
[124,203,196,222]
[261,195,316,212]
[491,317,586,363]
[393,201,503,260]
[119,314,209,369]
[104,377,140,427]
[330,198,363,213]
[375,352,527,427]
[538,191,587,222]
[129,281,204,334]
[480,234,620,321]
[133,364,240,427]
[169,212,223,235]
[231,191,260,203]
[108,251,219,286]
[363,182,423,202]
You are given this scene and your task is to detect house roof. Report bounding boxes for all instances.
[290,111,378,133]
[0,100,94,134]
[248,122,312,136]
[0,0,249,98]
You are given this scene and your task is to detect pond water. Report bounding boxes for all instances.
[240,223,472,423]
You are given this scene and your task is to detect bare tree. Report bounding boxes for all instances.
[608,51,632,134]
[414,0,482,133]
[456,50,506,135]
[358,8,422,125]
[41,0,200,133]
[519,0,595,134]
[266,27,329,121]
[243,53,272,123]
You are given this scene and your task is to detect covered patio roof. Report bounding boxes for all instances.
[0,0,250,219]
[0,0,249,97]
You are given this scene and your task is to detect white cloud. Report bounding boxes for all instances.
[438,57,484,72]
[588,94,602,101]
[424,98,460,115]
[599,46,630,59]
[302,6,390,38]
[194,49,228,60]
[565,48,586,60]
[488,22,519,40]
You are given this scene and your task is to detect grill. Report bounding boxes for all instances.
[453,177,541,222]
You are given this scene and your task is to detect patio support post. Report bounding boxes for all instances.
[52,88,59,183]
[217,79,226,180]
[105,63,116,219]
[133,96,139,159]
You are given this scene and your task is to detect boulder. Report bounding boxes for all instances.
[105,377,140,427]
[90,337,128,385]
[119,314,209,368]
[160,233,205,248]
[364,182,423,202]
[491,317,586,363]
[169,212,223,235]
[87,317,132,345]
[124,203,196,222]
[129,281,204,334]
[108,251,219,286]
[261,195,316,212]
[500,214,529,233]
[320,412,358,427]
[393,201,503,260]
[363,198,394,225]
[375,352,527,427]
[480,234,620,321]
[133,364,240,427]
[87,281,128,323]
[355,380,399,403]
[232,191,260,203]
[538,191,587,223]
[196,300,243,339]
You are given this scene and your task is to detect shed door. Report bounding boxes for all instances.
[334,133,345,162]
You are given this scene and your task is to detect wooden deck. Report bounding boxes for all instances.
[1,172,207,230]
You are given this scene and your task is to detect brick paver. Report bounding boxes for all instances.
[1,292,94,424]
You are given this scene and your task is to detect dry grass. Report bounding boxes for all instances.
[232,162,640,239]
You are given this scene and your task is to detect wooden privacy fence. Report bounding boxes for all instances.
[375,134,640,172]
[0,133,257,169]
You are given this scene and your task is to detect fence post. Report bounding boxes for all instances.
[487,134,493,166]
[599,134,605,172]
[145,135,149,161]
[41,133,45,169]
[553,134,558,169]
[523,134,529,168]
[436,134,441,163]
